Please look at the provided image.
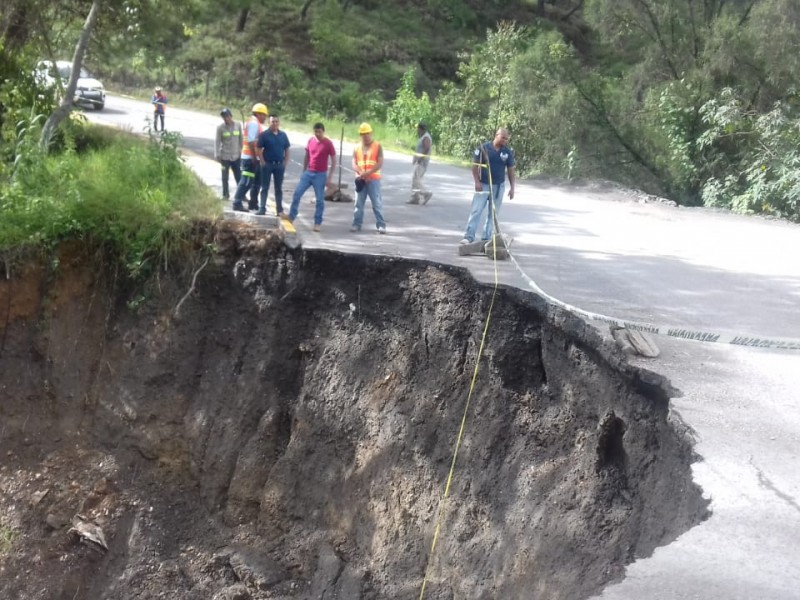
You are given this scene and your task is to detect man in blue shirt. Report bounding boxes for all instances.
[461,128,516,244]
[256,115,291,216]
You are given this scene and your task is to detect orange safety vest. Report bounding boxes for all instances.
[241,117,264,158]
[355,142,382,180]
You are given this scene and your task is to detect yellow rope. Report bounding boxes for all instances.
[418,153,501,599]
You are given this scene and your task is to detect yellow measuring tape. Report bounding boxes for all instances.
[418,158,502,599]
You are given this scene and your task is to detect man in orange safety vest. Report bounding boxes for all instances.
[232,102,269,212]
[350,122,387,234]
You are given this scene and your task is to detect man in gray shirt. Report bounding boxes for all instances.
[408,122,433,205]
[215,108,242,200]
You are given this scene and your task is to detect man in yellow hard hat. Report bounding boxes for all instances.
[351,122,387,233]
[232,102,269,212]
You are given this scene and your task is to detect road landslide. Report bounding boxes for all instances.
[0,223,707,599]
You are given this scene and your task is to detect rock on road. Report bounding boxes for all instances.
[89,93,800,600]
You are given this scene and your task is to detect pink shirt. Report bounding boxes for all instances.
[306,136,336,172]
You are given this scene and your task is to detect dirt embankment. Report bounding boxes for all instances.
[0,225,707,600]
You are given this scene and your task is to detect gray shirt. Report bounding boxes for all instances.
[215,121,243,162]
[415,131,432,167]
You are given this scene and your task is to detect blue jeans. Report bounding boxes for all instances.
[220,159,241,199]
[352,179,386,230]
[260,161,286,213]
[289,170,327,225]
[233,157,261,208]
[464,183,505,242]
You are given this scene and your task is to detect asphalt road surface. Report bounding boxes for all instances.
[88,94,800,600]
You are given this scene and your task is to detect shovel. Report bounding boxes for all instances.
[337,126,347,191]
[324,126,353,202]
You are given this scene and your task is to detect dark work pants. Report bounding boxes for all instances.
[260,161,286,213]
[233,157,261,210]
[220,159,241,199]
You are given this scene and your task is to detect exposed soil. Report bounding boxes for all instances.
[0,224,707,600]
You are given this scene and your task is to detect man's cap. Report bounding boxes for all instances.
[358,122,373,135]
[220,107,232,117]
[417,122,427,130]
[251,102,269,116]
[154,86,162,92]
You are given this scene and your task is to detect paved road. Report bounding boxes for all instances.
[89,94,800,600]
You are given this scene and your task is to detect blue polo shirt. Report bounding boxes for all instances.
[473,141,515,185]
[258,129,291,162]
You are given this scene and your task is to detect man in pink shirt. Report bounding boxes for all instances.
[288,122,337,231]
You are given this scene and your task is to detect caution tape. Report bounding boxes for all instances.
[505,252,800,351]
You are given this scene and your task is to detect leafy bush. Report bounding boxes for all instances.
[387,67,434,133]
[433,23,528,162]
[0,120,219,277]
[698,89,800,221]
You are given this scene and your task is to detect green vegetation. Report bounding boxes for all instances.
[3,0,800,220]
[0,525,16,556]
[0,108,219,276]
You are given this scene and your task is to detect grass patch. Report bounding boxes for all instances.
[0,525,17,556]
[0,121,220,278]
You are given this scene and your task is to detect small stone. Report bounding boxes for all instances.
[45,513,68,530]
[31,489,49,506]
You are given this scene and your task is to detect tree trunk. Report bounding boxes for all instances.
[236,8,249,32]
[301,0,316,20]
[1,3,31,53]
[40,0,100,150]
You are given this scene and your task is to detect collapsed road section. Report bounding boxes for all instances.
[0,225,707,599]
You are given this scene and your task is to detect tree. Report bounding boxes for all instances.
[433,22,528,162]
[40,0,100,150]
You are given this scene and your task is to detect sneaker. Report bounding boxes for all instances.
[232,203,249,212]
[459,238,472,245]
[313,224,321,232]
[377,226,386,234]
[350,225,360,232]
[277,212,288,220]
[255,209,266,216]
[423,192,433,205]
[406,198,419,205]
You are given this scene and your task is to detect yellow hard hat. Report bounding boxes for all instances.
[252,103,269,116]
[358,122,373,135]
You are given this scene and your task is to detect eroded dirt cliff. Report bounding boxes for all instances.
[0,225,707,599]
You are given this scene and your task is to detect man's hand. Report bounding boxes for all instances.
[509,187,515,200]
[474,181,483,192]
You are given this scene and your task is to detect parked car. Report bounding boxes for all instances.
[35,60,106,110]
